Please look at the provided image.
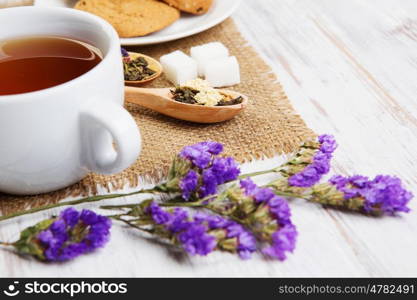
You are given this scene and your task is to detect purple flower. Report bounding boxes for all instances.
[262,224,297,260]
[224,222,257,259]
[178,223,216,256]
[195,213,257,259]
[240,178,291,224]
[268,195,292,225]
[144,202,256,259]
[200,169,219,197]
[210,157,240,183]
[174,142,240,200]
[253,188,276,204]
[146,201,172,225]
[121,47,129,57]
[179,141,226,169]
[167,208,189,233]
[238,178,297,260]
[240,178,259,196]
[329,174,412,215]
[288,165,321,188]
[201,141,224,155]
[179,170,199,200]
[146,202,216,256]
[180,142,220,169]
[319,134,337,154]
[61,207,79,228]
[36,208,111,262]
[288,134,337,187]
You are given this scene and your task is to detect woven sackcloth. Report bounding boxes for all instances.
[0,18,314,215]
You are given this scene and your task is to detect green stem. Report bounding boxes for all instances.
[109,215,154,234]
[101,203,146,210]
[239,168,284,179]
[160,202,205,208]
[267,189,310,200]
[0,241,13,246]
[0,188,159,223]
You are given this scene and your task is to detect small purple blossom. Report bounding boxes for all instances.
[239,178,297,260]
[329,174,412,215]
[179,170,199,200]
[262,224,297,260]
[199,157,240,198]
[240,178,292,225]
[175,142,240,200]
[145,202,256,259]
[167,208,190,233]
[268,195,292,225]
[288,134,337,187]
[318,134,337,154]
[211,157,240,183]
[180,142,220,169]
[201,141,224,155]
[240,178,259,195]
[146,201,171,225]
[200,169,218,197]
[196,213,257,259]
[37,208,111,262]
[225,222,257,259]
[121,47,129,57]
[146,202,216,256]
[178,224,216,256]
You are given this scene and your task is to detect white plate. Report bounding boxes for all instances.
[34,0,242,45]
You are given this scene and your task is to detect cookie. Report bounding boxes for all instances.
[161,0,213,15]
[74,0,180,37]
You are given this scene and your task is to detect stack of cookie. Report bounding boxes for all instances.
[74,0,213,38]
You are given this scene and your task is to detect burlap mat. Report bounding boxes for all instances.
[0,18,314,215]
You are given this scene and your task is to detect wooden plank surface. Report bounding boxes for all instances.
[1,0,416,277]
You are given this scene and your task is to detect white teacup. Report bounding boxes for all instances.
[0,7,141,195]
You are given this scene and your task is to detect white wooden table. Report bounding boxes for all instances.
[1,0,416,277]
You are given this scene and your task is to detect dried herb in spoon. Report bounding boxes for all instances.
[217,95,244,106]
[171,87,243,106]
[123,55,156,81]
[171,87,199,104]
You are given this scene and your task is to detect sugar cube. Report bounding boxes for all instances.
[190,42,230,76]
[204,56,240,87]
[160,50,198,85]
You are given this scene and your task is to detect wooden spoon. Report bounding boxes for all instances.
[124,86,248,123]
[124,52,163,85]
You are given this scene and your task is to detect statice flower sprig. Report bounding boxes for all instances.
[308,175,412,215]
[208,179,297,260]
[262,134,337,191]
[0,208,111,262]
[288,134,337,187]
[103,200,257,259]
[159,141,241,201]
[151,178,298,260]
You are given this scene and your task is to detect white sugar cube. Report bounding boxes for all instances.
[204,56,240,87]
[160,50,198,85]
[190,42,230,76]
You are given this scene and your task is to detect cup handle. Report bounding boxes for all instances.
[81,99,141,175]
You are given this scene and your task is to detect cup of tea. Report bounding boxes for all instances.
[0,7,141,195]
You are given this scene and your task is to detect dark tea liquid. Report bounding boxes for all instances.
[0,36,102,96]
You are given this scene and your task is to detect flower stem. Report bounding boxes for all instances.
[270,190,310,200]
[0,188,158,223]
[160,202,205,208]
[101,203,143,210]
[109,215,154,234]
[239,168,284,179]
[0,241,13,246]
